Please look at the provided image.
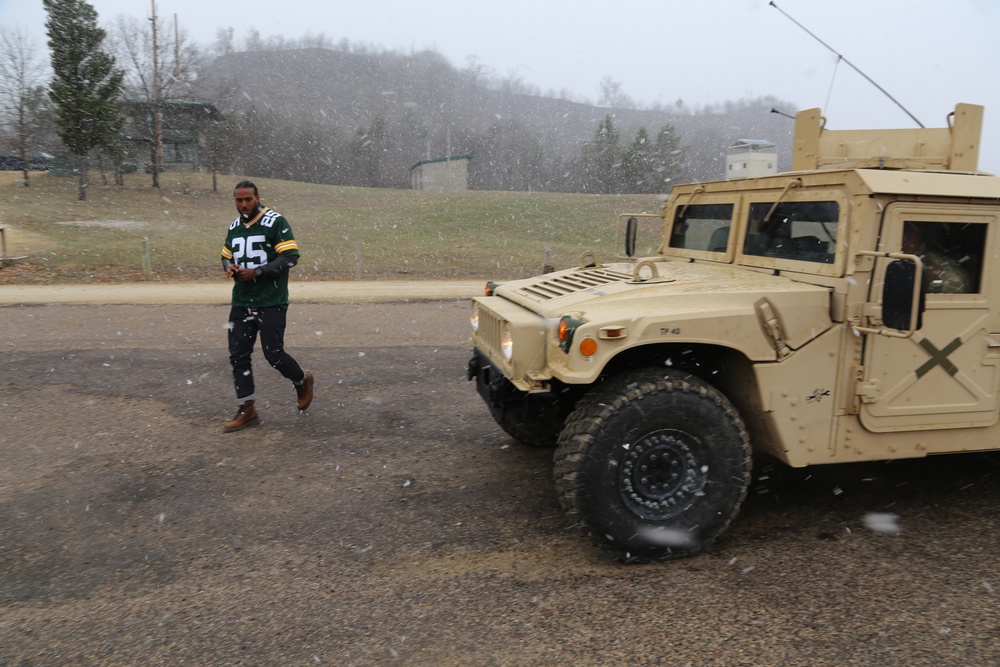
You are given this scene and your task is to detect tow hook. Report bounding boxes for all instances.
[467,350,481,380]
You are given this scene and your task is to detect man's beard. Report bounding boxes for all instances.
[241,204,262,222]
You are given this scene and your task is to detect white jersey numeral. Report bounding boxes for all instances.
[261,211,280,228]
[230,234,269,267]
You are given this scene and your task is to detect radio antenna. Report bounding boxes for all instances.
[769,1,924,128]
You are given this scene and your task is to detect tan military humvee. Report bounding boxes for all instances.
[468,103,1000,560]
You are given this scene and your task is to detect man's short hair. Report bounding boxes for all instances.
[234,180,258,195]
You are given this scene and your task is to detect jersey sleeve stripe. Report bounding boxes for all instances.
[275,240,299,253]
[221,247,234,259]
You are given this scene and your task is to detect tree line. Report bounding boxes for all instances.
[0,0,792,200]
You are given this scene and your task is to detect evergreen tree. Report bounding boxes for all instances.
[232,105,275,177]
[282,120,341,185]
[621,127,655,194]
[469,120,545,191]
[619,125,685,194]
[44,0,124,200]
[202,111,240,192]
[350,116,392,188]
[652,124,685,193]
[394,108,430,188]
[583,114,622,194]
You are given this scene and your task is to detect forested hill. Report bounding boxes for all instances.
[195,46,798,190]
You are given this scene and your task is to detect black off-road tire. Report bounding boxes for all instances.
[488,401,560,448]
[554,369,752,561]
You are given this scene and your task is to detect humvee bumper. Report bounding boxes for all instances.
[468,348,568,442]
[468,348,535,409]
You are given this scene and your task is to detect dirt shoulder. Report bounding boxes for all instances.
[0,279,484,305]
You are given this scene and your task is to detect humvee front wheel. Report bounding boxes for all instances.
[554,370,752,560]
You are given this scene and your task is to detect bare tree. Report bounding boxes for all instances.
[107,6,202,186]
[108,12,200,108]
[0,28,49,186]
[212,27,235,57]
[598,76,635,110]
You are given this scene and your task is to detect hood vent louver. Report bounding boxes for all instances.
[514,268,634,301]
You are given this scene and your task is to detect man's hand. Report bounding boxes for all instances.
[233,267,259,282]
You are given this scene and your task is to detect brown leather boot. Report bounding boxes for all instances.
[224,400,259,432]
[295,372,314,411]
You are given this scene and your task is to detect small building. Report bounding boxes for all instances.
[120,99,221,171]
[726,139,777,179]
[410,154,471,191]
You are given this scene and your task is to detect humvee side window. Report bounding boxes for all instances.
[669,203,735,252]
[901,221,984,294]
[743,201,839,264]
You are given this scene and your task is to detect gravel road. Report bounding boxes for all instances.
[1,291,997,666]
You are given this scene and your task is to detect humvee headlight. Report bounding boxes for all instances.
[501,322,513,361]
[558,316,584,353]
[470,302,479,333]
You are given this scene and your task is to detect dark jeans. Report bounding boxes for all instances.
[228,306,305,401]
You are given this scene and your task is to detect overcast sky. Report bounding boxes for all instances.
[3,0,999,171]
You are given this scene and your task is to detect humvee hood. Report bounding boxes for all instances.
[494,261,833,353]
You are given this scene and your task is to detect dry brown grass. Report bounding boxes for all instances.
[0,170,663,284]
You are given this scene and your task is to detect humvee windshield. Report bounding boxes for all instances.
[668,201,839,264]
[743,201,839,264]
[668,203,734,252]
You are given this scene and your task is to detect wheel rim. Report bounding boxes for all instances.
[619,429,707,521]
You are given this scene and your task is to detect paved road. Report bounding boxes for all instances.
[1,292,998,665]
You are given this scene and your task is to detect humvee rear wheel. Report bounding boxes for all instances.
[554,370,751,561]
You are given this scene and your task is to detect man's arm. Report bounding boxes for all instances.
[255,253,298,277]
[230,254,299,282]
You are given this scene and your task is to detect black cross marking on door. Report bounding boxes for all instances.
[915,337,962,378]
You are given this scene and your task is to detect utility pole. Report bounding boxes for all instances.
[174,14,180,85]
[150,0,163,188]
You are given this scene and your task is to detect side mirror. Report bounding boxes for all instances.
[882,260,925,331]
[624,216,637,258]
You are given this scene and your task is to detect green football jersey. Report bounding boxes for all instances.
[221,207,300,307]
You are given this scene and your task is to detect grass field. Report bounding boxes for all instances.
[0,171,664,284]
